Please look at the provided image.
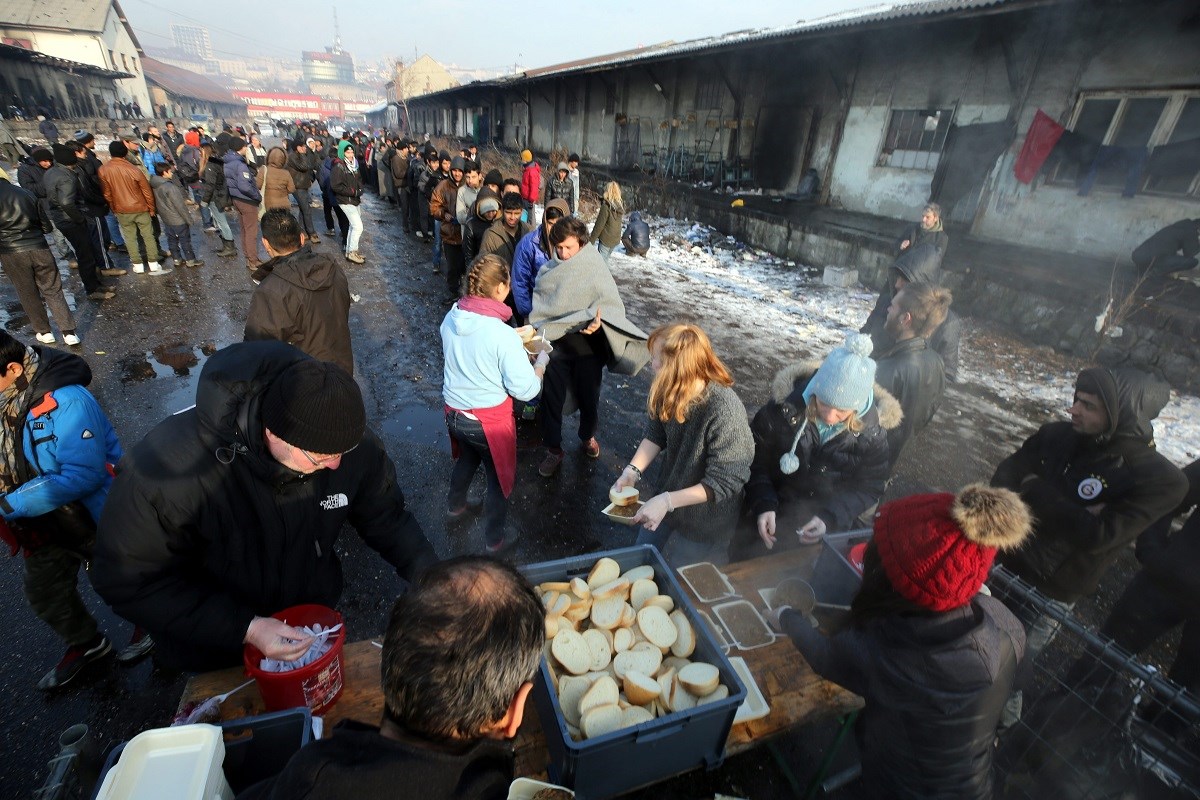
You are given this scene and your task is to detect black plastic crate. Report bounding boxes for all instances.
[92,707,312,797]
[521,545,747,800]
[809,528,870,608]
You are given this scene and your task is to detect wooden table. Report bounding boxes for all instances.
[181,547,863,782]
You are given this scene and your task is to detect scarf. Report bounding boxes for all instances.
[456,296,512,321]
[344,156,358,172]
[0,346,40,493]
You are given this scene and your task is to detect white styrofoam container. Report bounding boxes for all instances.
[822,266,859,287]
[95,724,233,800]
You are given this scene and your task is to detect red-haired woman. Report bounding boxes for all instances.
[611,323,754,566]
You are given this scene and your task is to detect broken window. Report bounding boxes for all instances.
[880,108,954,171]
[1144,95,1200,196]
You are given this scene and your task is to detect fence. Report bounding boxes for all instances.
[990,566,1200,799]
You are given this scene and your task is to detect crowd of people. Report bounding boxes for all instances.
[0,119,1196,799]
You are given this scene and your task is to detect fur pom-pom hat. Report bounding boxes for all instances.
[873,484,1032,612]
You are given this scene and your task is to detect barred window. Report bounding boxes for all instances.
[879,108,954,171]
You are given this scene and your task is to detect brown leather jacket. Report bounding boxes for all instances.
[430,177,462,245]
[99,157,155,215]
[255,148,295,211]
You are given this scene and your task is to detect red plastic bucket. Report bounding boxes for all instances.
[243,604,346,716]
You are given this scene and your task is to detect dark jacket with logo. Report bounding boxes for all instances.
[0,179,52,254]
[745,362,900,532]
[873,336,945,469]
[245,245,353,375]
[993,367,1188,603]
[92,341,437,671]
[783,595,1024,800]
[237,719,513,800]
[223,151,261,204]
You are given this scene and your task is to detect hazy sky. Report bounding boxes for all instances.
[125,0,882,72]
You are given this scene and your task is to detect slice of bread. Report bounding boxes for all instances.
[609,485,640,507]
[614,645,662,680]
[630,578,659,610]
[613,627,634,653]
[558,674,591,727]
[623,670,662,705]
[592,577,631,601]
[579,675,619,717]
[582,703,624,739]
[656,667,676,707]
[643,594,675,613]
[668,676,697,712]
[697,684,729,705]
[619,602,637,628]
[569,577,591,599]
[677,662,720,697]
[551,629,591,676]
[581,629,612,672]
[621,565,655,582]
[544,615,560,639]
[590,596,624,630]
[622,704,655,727]
[637,606,679,650]
[669,609,696,658]
[587,557,621,589]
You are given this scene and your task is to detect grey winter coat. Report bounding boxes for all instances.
[150,175,191,227]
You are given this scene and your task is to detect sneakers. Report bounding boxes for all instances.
[116,627,155,664]
[63,331,81,346]
[147,262,172,275]
[99,267,127,276]
[202,225,218,233]
[447,500,484,520]
[346,251,365,264]
[88,288,116,300]
[309,233,321,243]
[325,228,336,236]
[132,263,145,274]
[584,437,601,458]
[38,635,112,690]
[538,449,565,477]
[35,332,56,344]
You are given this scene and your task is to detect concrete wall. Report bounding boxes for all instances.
[0,59,120,119]
[974,2,1200,259]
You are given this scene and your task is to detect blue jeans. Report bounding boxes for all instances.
[445,410,506,546]
[104,213,125,246]
[432,220,443,268]
[207,202,232,239]
[634,523,725,568]
[597,243,614,263]
[189,187,212,226]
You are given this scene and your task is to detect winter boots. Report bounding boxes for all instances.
[216,238,238,259]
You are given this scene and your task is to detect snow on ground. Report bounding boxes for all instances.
[604,215,1200,467]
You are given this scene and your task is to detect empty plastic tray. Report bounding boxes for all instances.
[729,657,770,724]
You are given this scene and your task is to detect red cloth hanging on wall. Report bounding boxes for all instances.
[1013,109,1066,184]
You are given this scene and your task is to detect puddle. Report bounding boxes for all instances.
[380,406,449,449]
[119,342,218,413]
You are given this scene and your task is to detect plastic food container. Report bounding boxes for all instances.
[710,599,778,651]
[521,545,747,800]
[677,562,738,603]
[599,500,643,526]
[94,724,232,800]
[243,604,345,715]
[728,657,770,724]
[92,708,312,799]
[509,777,575,799]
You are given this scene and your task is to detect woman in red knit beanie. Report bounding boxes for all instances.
[771,483,1032,799]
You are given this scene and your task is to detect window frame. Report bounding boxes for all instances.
[877,106,957,172]
[1051,89,1200,198]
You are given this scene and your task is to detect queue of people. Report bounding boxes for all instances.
[0,129,1195,800]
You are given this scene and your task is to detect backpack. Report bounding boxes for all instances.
[176,147,201,185]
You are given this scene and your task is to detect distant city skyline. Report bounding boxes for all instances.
[127,0,882,76]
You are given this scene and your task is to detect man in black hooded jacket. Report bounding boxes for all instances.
[992,366,1187,657]
[92,341,437,671]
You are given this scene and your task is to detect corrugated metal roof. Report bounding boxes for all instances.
[409,0,1044,103]
[0,42,132,78]
[142,57,244,106]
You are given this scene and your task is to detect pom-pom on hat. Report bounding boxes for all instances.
[520,149,533,163]
[804,332,876,413]
[261,360,366,455]
[873,484,1032,612]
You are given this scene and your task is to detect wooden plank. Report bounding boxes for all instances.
[180,548,862,784]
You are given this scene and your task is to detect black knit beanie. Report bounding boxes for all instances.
[52,143,77,166]
[261,360,365,454]
[484,168,503,187]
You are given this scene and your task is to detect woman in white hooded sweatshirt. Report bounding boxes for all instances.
[440,254,548,552]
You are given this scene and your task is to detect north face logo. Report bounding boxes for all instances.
[320,493,349,510]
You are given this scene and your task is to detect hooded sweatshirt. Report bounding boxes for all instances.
[255,148,296,210]
[994,366,1188,602]
[439,303,540,411]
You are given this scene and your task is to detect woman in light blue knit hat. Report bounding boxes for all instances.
[733,333,902,558]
